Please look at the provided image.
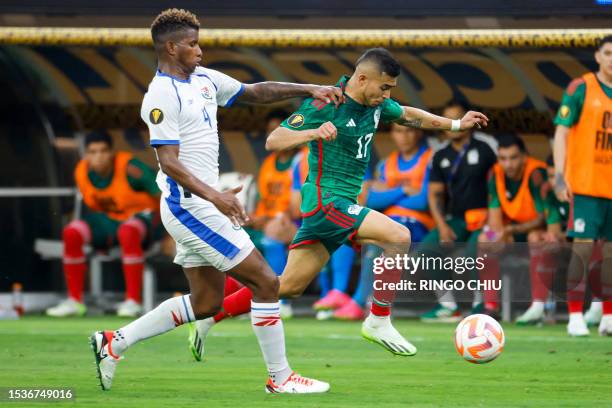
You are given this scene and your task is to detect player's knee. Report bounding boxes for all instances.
[527,230,542,243]
[386,223,411,245]
[118,220,145,246]
[63,221,90,249]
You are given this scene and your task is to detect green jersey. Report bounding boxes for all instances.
[553,75,612,128]
[280,76,403,201]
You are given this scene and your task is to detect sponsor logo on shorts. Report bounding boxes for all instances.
[574,218,586,233]
[348,204,363,215]
[287,114,305,128]
[149,108,164,124]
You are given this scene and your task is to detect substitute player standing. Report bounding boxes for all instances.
[90,8,344,393]
[553,35,612,337]
[190,48,488,358]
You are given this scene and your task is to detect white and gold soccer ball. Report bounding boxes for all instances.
[454,314,505,364]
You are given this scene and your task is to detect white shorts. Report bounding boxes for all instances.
[161,195,254,271]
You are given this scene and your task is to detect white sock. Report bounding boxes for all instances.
[569,312,584,322]
[113,295,195,355]
[436,290,456,310]
[440,301,457,311]
[250,301,292,385]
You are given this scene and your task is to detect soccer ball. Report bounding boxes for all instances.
[454,314,505,364]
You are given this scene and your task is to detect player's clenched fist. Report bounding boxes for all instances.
[211,185,249,226]
[315,121,337,142]
[460,111,489,130]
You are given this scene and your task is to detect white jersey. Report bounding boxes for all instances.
[141,67,254,270]
[141,66,244,198]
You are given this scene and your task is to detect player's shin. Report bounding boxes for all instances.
[250,301,292,385]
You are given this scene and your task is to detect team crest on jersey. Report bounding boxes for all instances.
[149,108,164,124]
[347,204,363,215]
[201,86,212,99]
[287,114,305,128]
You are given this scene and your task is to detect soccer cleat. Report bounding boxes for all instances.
[188,317,214,362]
[280,302,294,319]
[598,315,612,336]
[90,331,122,390]
[584,301,602,327]
[313,289,351,311]
[567,313,590,337]
[333,299,365,321]
[516,303,544,326]
[361,314,417,356]
[46,298,87,317]
[264,372,330,394]
[116,299,143,318]
[420,304,461,323]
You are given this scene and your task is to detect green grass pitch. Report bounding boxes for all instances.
[1,316,611,407]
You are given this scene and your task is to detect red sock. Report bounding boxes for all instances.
[480,257,500,309]
[567,300,583,314]
[118,221,145,303]
[214,286,253,322]
[370,261,401,317]
[588,242,603,299]
[603,301,612,315]
[224,276,243,296]
[530,251,555,302]
[63,221,90,302]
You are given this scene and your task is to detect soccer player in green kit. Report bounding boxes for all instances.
[190,48,488,360]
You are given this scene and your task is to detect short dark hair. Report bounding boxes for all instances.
[497,133,527,153]
[597,35,612,50]
[265,109,290,123]
[444,99,470,113]
[151,8,200,45]
[355,48,401,77]
[84,130,112,148]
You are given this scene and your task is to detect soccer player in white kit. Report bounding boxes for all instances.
[90,8,343,394]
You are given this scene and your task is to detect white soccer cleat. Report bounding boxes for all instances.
[90,331,123,390]
[46,298,87,317]
[584,301,602,326]
[515,302,544,326]
[265,372,330,394]
[567,313,590,337]
[598,315,612,336]
[116,299,143,318]
[189,317,214,362]
[361,314,417,356]
[280,303,294,319]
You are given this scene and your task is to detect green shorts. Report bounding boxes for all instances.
[568,194,612,240]
[290,183,370,254]
[82,210,163,249]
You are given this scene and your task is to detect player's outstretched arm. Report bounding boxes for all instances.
[265,121,337,151]
[156,144,249,226]
[394,106,488,131]
[239,82,344,106]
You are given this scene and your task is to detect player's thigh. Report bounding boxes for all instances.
[183,265,226,318]
[354,209,411,248]
[280,243,330,298]
[227,248,279,302]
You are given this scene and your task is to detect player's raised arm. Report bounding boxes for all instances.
[239,82,344,106]
[265,121,337,151]
[155,144,248,225]
[394,106,489,131]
